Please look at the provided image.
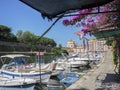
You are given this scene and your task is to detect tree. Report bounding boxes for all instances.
[22,31,35,43]
[16,30,57,50]
[0,25,11,33]
[51,44,68,56]
[37,37,56,47]
[16,30,24,42]
[0,25,17,42]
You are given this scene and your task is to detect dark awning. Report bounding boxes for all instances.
[92,23,120,39]
[92,29,120,39]
[20,0,113,19]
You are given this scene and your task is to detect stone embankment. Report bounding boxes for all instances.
[67,49,120,90]
[0,41,30,51]
[0,41,51,52]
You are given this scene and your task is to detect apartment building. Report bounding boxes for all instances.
[66,39,108,54]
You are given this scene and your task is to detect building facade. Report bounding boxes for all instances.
[88,39,108,52]
[66,39,108,54]
[66,40,76,48]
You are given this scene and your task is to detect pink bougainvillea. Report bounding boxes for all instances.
[62,19,70,25]
[62,3,112,36]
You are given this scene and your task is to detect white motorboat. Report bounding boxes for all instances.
[68,52,103,63]
[56,56,88,68]
[59,60,88,68]
[0,74,36,90]
[0,54,52,84]
[68,60,88,68]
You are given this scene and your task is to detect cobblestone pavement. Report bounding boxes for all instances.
[67,50,120,90]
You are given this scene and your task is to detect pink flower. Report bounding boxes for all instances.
[71,15,79,20]
[78,9,88,14]
[87,21,95,27]
[80,22,86,27]
[101,6,109,12]
[81,26,89,35]
[62,19,70,25]
[78,8,93,14]
[74,31,82,35]
[96,14,107,25]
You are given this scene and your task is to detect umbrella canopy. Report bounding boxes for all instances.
[20,0,113,19]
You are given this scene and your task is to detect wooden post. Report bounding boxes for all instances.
[115,37,120,75]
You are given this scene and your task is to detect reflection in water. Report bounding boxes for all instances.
[35,66,90,90]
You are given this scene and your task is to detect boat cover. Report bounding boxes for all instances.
[60,77,79,87]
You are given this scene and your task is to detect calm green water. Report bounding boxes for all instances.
[0,53,91,90]
[0,53,57,68]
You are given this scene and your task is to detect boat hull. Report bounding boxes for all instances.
[1,70,51,84]
[70,61,88,68]
[0,74,35,90]
[0,84,35,90]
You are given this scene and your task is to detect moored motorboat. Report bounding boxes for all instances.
[0,54,52,84]
[0,75,36,87]
[56,56,88,68]
[0,70,36,90]
[57,72,79,87]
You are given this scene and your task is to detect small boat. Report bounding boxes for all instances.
[0,54,52,84]
[57,72,79,87]
[0,75,36,90]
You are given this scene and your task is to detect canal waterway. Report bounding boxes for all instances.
[0,53,101,90]
[35,66,91,90]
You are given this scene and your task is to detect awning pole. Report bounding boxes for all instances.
[114,37,120,75]
[37,14,64,88]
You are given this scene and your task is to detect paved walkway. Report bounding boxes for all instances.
[67,50,120,90]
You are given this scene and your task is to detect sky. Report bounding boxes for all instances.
[0,0,95,47]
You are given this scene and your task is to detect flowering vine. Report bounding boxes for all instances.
[62,1,115,36]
